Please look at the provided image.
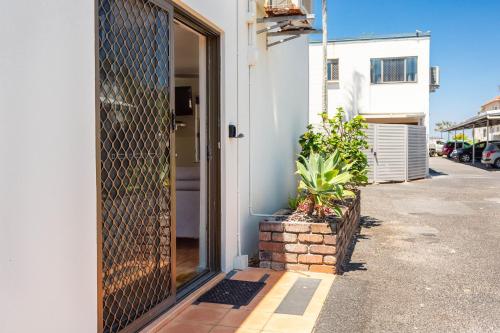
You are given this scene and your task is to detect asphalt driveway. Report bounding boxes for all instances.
[314,158,500,333]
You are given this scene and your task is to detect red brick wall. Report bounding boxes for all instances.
[259,192,360,274]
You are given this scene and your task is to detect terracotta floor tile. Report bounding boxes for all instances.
[253,296,282,313]
[232,270,266,282]
[158,321,213,333]
[209,326,237,333]
[210,326,261,333]
[219,309,272,330]
[174,305,229,325]
[265,283,292,299]
[234,329,261,333]
[240,295,264,310]
[197,302,235,309]
[263,313,316,333]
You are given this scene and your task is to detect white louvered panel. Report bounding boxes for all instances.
[363,125,375,182]
[407,125,427,180]
[375,124,407,182]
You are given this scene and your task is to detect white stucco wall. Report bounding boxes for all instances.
[309,36,431,131]
[238,25,309,259]
[182,0,309,268]
[0,1,97,333]
[1,0,309,331]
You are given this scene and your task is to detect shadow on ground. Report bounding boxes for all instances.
[429,168,448,177]
[340,216,382,273]
[446,157,500,172]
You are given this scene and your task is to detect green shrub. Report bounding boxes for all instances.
[299,107,369,187]
[296,151,354,217]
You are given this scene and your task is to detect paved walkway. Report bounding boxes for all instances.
[149,268,334,333]
[314,158,500,332]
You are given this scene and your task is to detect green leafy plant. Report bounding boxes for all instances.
[288,195,301,211]
[296,151,354,217]
[299,107,369,186]
[452,133,472,143]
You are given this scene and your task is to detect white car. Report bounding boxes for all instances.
[429,139,445,157]
[481,143,500,168]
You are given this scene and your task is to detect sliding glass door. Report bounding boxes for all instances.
[97,0,175,332]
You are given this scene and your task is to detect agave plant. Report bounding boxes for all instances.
[296,151,354,217]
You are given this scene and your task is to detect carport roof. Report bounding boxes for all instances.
[443,110,500,131]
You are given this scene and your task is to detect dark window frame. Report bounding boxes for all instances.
[327,58,339,82]
[370,56,418,84]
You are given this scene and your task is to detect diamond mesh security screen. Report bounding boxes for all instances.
[383,58,405,82]
[327,59,339,81]
[98,0,173,332]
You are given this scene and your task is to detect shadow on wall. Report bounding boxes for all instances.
[344,71,365,120]
[243,35,309,256]
[340,216,382,273]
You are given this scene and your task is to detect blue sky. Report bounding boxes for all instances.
[311,0,500,136]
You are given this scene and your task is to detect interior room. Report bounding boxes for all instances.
[174,21,207,288]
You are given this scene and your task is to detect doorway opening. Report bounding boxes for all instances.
[173,21,208,289]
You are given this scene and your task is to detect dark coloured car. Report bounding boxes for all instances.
[455,141,499,163]
[442,141,471,158]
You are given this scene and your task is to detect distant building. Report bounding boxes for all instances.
[474,96,500,141]
[309,32,439,182]
[309,32,439,128]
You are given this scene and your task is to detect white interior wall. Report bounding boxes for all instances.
[175,77,200,166]
[174,23,201,167]
[0,1,97,333]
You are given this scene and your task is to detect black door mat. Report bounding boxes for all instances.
[195,279,265,308]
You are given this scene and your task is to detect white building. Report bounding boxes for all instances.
[309,32,439,182]
[0,0,313,332]
[309,32,438,126]
[474,96,500,141]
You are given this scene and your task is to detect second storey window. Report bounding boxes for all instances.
[327,59,339,81]
[371,57,418,83]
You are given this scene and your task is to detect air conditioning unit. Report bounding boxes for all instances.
[430,66,440,92]
[264,0,309,16]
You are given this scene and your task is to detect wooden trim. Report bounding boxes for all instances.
[168,0,178,309]
[206,34,222,272]
[94,0,104,331]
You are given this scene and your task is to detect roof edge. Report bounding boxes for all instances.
[309,31,431,44]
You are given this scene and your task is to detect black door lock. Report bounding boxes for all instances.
[229,124,244,139]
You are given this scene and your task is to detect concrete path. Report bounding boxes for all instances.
[314,158,500,333]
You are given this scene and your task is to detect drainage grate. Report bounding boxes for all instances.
[196,279,265,308]
[275,278,321,316]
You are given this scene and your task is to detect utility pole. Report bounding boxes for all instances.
[321,0,328,115]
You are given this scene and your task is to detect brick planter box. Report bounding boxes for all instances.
[259,191,360,274]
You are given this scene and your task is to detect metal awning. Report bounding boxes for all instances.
[443,110,500,164]
[443,110,500,131]
[257,14,321,48]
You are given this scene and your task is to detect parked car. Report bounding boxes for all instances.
[481,142,500,168]
[455,141,500,163]
[429,139,445,157]
[442,141,471,158]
